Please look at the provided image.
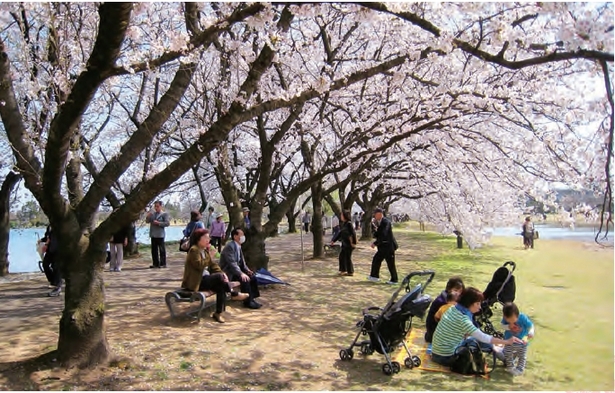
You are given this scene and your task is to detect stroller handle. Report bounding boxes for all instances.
[401,270,436,291]
[503,261,516,272]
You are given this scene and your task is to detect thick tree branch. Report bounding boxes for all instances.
[0,39,45,204]
[77,62,196,226]
[359,2,614,69]
[42,3,132,219]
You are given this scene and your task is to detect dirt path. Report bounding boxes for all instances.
[0,231,509,391]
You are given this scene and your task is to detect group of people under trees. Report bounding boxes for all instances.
[42,198,538,368]
[424,277,535,376]
[180,227,261,323]
[140,202,232,270]
[144,201,263,321]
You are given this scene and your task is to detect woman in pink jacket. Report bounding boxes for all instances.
[210,213,226,253]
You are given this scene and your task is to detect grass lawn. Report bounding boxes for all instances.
[397,228,614,391]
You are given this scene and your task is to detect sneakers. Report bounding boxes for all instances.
[506,367,523,376]
[385,280,398,285]
[231,292,249,301]
[367,276,380,282]
[48,287,61,297]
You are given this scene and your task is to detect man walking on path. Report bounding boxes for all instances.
[367,207,399,284]
[146,200,170,268]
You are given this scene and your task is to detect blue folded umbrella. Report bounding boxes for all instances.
[255,268,290,286]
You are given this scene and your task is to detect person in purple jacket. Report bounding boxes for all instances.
[424,276,465,343]
[210,213,226,253]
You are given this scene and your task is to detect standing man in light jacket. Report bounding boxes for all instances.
[146,200,170,268]
[219,228,262,309]
[367,207,399,284]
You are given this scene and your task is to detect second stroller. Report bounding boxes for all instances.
[474,261,516,338]
[339,271,435,375]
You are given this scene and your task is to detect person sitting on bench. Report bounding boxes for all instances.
[219,228,262,309]
[181,229,248,323]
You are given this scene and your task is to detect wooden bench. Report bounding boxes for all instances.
[165,281,240,322]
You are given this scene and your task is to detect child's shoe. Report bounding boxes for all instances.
[506,368,522,376]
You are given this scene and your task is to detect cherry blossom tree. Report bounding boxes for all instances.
[0,2,611,369]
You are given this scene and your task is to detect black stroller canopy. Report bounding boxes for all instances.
[483,262,516,305]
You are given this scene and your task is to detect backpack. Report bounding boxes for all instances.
[450,340,494,376]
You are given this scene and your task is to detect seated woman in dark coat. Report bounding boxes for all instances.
[424,276,465,343]
[181,229,248,323]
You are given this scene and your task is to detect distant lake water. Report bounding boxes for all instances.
[5,224,613,274]
[6,226,187,274]
[490,224,613,243]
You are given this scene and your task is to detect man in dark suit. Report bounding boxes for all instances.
[367,207,399,284]
[219,228,262,309]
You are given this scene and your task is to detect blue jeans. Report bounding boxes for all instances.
[431,337,494,366]
[431,352,456,366]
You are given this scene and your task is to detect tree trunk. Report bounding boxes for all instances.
[0,172,21,276]
[125,222,138,256]
[285,196,299,233]
[311,181,324,258]
[56,228,110,368]
[242,226,269,270]
[361,207,375,239]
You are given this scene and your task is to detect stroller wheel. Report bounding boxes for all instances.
[412,355,421,367]
[391,361,401,374]
[382,363,393,375]
[339,349,354,361]
[404,357,414,369]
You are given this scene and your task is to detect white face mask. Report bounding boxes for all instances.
[239,235,246,244]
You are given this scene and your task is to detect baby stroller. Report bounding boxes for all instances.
[339,270,435,375]
[474,261,516,338]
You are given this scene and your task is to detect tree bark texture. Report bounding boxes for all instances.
[53,220,110,368]
[242,227,269,270]
[0,172,21,276]
[310,180,325,258]
[285,199,298,233]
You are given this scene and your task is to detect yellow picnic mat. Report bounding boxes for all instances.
[392,327,492,379]
[392,327,452,373]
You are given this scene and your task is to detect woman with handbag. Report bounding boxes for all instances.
[330,210,356,276]
[180,210,205,252]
